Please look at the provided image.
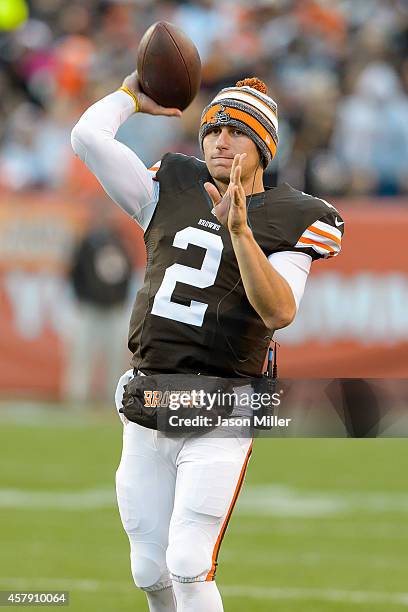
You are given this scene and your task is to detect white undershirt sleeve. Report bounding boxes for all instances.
[70,90,159,230]
[268,251,312,310]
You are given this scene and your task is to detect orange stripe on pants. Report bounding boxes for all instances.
[205,440,253,581]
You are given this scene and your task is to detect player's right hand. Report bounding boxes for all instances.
[121,71,182,118]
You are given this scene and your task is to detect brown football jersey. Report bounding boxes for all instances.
[128,153,344,377]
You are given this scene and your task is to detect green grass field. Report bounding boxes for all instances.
[1,403,408,611]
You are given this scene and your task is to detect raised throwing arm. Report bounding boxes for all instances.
[70,71,182,229]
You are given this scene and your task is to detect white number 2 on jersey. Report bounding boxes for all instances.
[151,227,223,326]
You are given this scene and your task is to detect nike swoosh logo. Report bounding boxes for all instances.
[335,217,344,227]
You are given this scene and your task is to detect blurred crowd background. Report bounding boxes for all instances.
[1,0,408,403]
[2,0,408,198]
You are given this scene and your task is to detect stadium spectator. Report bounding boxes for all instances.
[63,204,132,404]
[332,62,408,196]
[0,101,71,190]
[1,0,408,196]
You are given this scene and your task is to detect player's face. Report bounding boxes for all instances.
[203,126,262,185]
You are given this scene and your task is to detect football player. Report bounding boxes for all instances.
[71,72,343,612]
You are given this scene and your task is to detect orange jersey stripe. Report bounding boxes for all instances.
[148,166,160,171]
[205,440,253,582]
[298,236,335,254]
[201,105,277,158]
[308,225,341,246]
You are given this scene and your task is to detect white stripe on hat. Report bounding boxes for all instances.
[213,90,278,133]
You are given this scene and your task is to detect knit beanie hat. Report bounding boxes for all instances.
[199,77,278,168]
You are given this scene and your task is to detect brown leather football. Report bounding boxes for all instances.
[137,21,201,111]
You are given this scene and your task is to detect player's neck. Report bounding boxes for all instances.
[243,173,264,197]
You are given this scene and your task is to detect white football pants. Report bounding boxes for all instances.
[115,370,252,607]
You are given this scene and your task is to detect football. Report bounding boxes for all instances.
[137,21,201,111]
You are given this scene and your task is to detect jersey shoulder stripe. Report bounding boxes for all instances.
[294,219,342,258]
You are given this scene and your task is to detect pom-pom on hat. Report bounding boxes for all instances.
[199,77,278,168]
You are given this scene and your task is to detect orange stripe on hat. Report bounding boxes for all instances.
[201,104,277,158]
[205,440,253,582]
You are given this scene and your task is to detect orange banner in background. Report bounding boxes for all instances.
[0,193,145,397]
[277,201,408,377]
[0,194,407,398]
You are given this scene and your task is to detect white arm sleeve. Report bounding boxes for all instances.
[70,90,159,230]
[268,251,312,310]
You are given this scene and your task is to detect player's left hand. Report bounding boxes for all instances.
[204,153,249,235]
